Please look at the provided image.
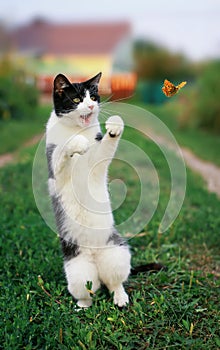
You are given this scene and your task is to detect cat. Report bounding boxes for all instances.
[46,72,131,308]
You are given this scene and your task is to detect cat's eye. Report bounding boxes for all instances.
[90,96,96,101]
[73,97,80,103]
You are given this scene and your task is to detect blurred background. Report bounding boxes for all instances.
[0,0,220,135]
[2,3,220,347]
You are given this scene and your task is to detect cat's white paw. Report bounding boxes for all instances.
[76,299,92,308]
[67,135,89,156]
[113,289,129,307]
[105,115,124,137]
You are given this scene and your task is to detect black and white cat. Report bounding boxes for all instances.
[46,73,131,308]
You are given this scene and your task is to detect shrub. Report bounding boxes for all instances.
[0,56,39,121]
[133,40,193,81]
[194,60,220,131]
[176,60,220,133]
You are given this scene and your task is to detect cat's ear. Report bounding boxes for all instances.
[54,74,72,96]
[84,72,102,87]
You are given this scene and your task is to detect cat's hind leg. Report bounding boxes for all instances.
[96,245,131,307]
[64,254,100,308]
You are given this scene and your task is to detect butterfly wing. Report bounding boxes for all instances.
[162,79,178,97]
[177,81,187,89]
[162,79,187,97]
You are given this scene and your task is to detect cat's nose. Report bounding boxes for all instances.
[88,105,94,110]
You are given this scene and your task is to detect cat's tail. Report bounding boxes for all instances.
[131,263,167,276]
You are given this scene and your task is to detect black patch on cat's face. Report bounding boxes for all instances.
[53,73,102,117]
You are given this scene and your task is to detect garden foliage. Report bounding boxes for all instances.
[0,55,39,121]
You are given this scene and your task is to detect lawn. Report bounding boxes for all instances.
[0,105,51,155]
[145,101,220,167]
[1,100,220,168]
[1,104,220,349]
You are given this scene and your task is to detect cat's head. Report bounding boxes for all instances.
[53,72,102,127]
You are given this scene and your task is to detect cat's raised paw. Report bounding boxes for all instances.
[105,115,124,137]
[67,135,89,156]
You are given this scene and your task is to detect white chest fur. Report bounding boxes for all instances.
[46,111,114,247]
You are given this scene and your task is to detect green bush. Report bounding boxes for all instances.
[0,57,39,121]
[194,60,220,131]
[178,60,220,132]
[133,40,193,81]
[133,40,195,105]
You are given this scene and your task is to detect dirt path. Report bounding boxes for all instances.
[181,147,220,197]
[0,132,220,198]
[0,134,43,168]
[0,153,14,167]
[145,127,220,198]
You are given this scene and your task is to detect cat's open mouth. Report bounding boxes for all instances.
[80,112,93,125]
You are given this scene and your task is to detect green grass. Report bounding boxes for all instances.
[144,101,220,167]
[0,105,51,155]
[1,100,220,169]
[1,125,220,349]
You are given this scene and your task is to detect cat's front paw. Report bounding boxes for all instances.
[105,115,124,138]
[67,135,89,156]
[113,289,129,307]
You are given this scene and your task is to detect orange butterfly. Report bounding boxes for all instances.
[162,79,187,97]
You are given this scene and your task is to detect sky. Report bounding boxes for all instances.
[1,0,220,61]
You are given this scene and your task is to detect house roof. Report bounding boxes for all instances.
[11,20,131,56]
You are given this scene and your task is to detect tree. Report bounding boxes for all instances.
[194,60,220,131]
[133,40,192,81]
[0,54,39,120]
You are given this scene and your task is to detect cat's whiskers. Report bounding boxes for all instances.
[99,107,121,121]
[100,93,134,106]
[98,109,112,122]
[99,93,135,122]
[99,94,114,106]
